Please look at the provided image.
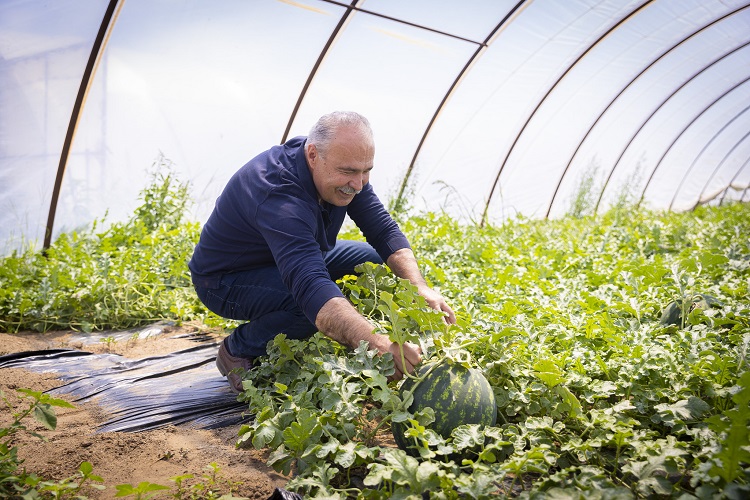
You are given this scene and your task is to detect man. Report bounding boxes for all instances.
[189,111,455,393]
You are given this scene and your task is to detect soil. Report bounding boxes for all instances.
[0,324,290,499]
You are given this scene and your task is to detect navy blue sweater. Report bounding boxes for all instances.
[188,136,410,324]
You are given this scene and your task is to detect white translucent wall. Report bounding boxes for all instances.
[1,0,749,256]
[415,0,750,223]
[63,0,509,237]
[279,5,484,200]
[0,1,108,253]
[651,84,750,212]
[549,2,750,215]
[65,0,347,235]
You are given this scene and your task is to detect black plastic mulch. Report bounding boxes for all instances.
[0,333,250,432]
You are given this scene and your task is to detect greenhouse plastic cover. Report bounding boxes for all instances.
[1,0,749,255]
[0,323,251,432]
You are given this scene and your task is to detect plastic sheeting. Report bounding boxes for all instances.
[1,0,749,255]
[0,325,306,500]
[0,335,249,433]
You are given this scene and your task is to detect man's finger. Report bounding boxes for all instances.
[443,303,457,324]
[402,343,421,367]
[390,365,404,382]
[403,358,416,374]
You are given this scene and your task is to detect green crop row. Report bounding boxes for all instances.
[239,203,750,498]
[1,168,748,498]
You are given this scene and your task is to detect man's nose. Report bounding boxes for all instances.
[350,175,364,190]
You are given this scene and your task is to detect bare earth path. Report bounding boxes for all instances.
[0,326,289,499]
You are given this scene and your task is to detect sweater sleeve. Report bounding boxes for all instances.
[347,183,410,261]
[255,190,343,324]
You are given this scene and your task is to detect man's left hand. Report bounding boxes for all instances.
[418,286,456,325]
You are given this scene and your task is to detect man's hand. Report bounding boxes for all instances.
[417,285,456,325]
[387,248,457,325]
[380,337,421,381]
[316,297,422,380]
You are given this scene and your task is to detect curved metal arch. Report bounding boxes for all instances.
[545,5,750,218]
[321,0,486,45]
[718,151,750,206]
[669,103,750,211]
[636,76,750,207]
[280,0,363,144]
[480,0,655,226]
[280,0,490,144]
[392,0,529,207]
[692,129,750,209]
[43,0,122,251]
[594,43,750,213]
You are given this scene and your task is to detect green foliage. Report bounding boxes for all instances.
[1,155,749,497]
[109,465,249,500]
[114,482,170,499]
[165,462,245,499]
[236,202,750,498]
[1,388,105,499]
[1,388,245,499]
[28,461,106,499]
[0,161,222,333]
[567,160,601,218]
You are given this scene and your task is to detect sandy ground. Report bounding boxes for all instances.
[0,324,289,499]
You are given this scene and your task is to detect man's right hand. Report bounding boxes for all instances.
[383,339,421,381]
[316,297,422,380]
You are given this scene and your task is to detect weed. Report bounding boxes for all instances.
[115,463,243,499]
[1,389,105,498]
[0,162,226,334]
[102,335,116,352]
[114,481,170,499]
[567,159,601,218]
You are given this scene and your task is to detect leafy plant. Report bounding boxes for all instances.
[2,155,749,498]
[28,461,106,499]
[0,160,226,334]
[1,388,105,499]
[567,160,601,218]
[114,481,170,499]
[166,462,245,499]
[102,335,117,352]
[235,202,750,498]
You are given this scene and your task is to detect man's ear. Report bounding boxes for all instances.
[306,143,318,168]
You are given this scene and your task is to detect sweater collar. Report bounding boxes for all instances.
[293,136,332,211]
[292,137,318,201]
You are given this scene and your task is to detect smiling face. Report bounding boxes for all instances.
[305,124,375,207]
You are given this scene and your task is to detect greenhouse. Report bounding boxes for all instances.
[0,1,748,499]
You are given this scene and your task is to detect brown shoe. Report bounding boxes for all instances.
[216,338,256,394]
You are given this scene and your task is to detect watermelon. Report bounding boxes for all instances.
[392,359,497,454]
[659,293,724,326]
[659,300,684,326]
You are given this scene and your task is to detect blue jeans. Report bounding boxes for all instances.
[194,240,382,358]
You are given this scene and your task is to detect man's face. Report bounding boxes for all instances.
[306,126,374,207]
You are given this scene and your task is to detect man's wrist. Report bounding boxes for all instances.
[316,297,375,348]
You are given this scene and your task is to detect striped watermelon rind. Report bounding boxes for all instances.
[392,359,497,454]
[659,293,724,326]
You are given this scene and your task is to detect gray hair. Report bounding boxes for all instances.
[307,111,374,157]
